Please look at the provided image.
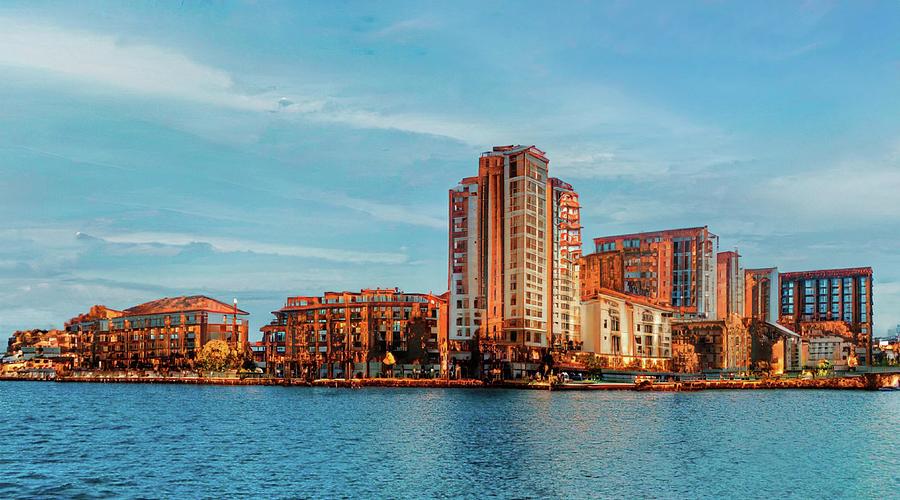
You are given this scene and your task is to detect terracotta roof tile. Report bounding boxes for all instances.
[123,295,248,316]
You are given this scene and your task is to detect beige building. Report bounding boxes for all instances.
[581,288,674,369]
[803,335,853,369]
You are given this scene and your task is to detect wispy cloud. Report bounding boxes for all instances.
[552,148,670,179]
[83,231,409,264]
[0,17,299,113]
[762,165,900,219]
[0,16,499,145]
[0,228,408,265]
[287,188,446,230]
[369,17,438,40]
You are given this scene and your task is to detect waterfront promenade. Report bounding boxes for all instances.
[2,370,897,391]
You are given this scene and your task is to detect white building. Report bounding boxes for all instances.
[803,335,852,368]
[581,289,674,360]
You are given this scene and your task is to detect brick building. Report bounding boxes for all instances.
[582,226,719,319]
[744,267,779,324]
[716,250,744,319]
[448,145,581,374]
[66,296,248,369]
[260,288,447,379]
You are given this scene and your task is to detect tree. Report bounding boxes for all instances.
[196,340,239,372]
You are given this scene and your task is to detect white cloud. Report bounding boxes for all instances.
[369,17,438,40]
[90,232,409,264]
[0,18,291,113]
[0,17,500,145]
[551,148,670,179]
[287,188,446,230]
[0,228,408,265]
[763,165,900,219]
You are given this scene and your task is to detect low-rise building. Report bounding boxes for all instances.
[804,335,853,369]
[672,316,750,373]
[581,288,674,371]
[67,295,248,370]
[261,288,448,379]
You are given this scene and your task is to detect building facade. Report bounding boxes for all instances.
[549,178,582,350]
[716,250,744,319]
[260,288,447,379]
[672,317,750,372]
[744,267,779,324]
[448,145,581,373]
[581,288,674,371]
[779,267,873,365]
[66,296,248,369]
[582,226,719,319]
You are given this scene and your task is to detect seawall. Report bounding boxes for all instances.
[1,373,897,391]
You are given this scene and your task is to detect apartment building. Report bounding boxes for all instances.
[260,288,447,378]
[582,226,719,319]
[779,267,873,365]
[448,145,581,373]
[65,296,248,369]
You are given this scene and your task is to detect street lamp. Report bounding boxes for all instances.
[232,298,239,351]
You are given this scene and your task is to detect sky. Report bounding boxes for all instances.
[1,0,899,340]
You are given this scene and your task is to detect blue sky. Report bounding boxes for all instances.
[1,1,899,339]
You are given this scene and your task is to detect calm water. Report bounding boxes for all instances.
[0,382,897,499]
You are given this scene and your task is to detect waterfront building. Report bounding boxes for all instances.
[260,288,447,379]
[7,329,78,355]
[803,335,854,369]
[672,317,750,372]
[872,338,898,364]
[448,145,581,375]
[582,226,718,320]
[747,319,803,373]
[779,267,873,365]
[66,296,248,370]
[580,288,673,371]
[744,267,779,323]
[549,178,583,351]
[716,250,744,319]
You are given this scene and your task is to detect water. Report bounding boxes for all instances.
[0,382,896,499]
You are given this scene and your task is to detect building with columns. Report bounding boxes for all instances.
[581,288,674,371]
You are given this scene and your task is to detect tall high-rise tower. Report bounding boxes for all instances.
[448,145,581,373]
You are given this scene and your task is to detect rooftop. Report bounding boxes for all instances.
[593,226,715,244]
[481,144,548,162]
[582,287,676,312]
[780,267,873,280]
[123,295,248,316]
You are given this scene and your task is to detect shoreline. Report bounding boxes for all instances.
[2,372,897,391]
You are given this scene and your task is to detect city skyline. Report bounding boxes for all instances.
[2,1,899,337]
